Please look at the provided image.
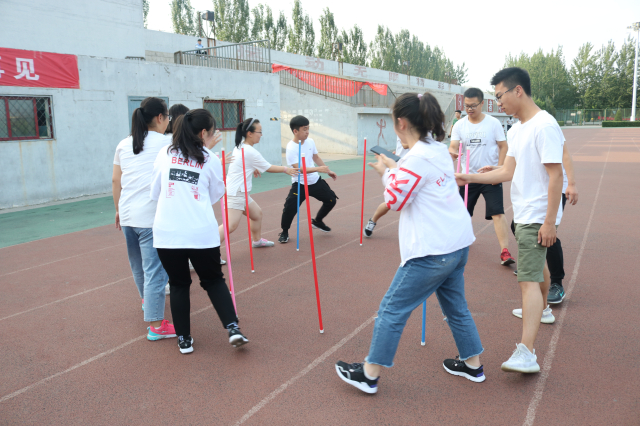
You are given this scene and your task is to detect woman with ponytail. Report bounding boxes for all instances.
[222,118,298,248]
[150,109,248,354]
[335,92,485,393]
[112,97,176,341]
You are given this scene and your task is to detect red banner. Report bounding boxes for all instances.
[0,47,80,89]
[487,99,494,112]
[273,64,387,96]
[455,94,464,111]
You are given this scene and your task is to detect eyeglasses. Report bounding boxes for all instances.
[167,114,173,121]
[496,86,516,102]
[464,103,482,110]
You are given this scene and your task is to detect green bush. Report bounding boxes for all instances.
[557,121,565,126]
[614,109,623,121]
[602,121,640,127]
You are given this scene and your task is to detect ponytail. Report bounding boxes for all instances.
[169,109,215,166]
[130,97,168,154]
[234,117,260,148]
[391,92,446,142]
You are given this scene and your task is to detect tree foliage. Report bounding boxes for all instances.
[143,0,149,28]
[171,0,196,36]
[213,0,250,43]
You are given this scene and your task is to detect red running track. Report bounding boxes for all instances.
[0,128,638,425]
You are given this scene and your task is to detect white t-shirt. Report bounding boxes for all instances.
[506,111,565,226]
[150,146,225,249]
[507,118,514,126]
[451,115,505,175]
[226,143,272,196]
[113,131,172,228]
[395,137,409,159]
[286,138,319,185]
[382,136,475,265]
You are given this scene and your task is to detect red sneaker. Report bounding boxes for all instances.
[500,249,515,266]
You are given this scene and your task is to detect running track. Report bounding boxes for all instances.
[0,128,638,425]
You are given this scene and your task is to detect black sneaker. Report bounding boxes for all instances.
[547,283,565,304]
[228,326,249,348]
[363,219,376,237]
[335,361,378,394]
[443,356,485,383]
[178,335,194,354]
[514,270,518,276]
[312,219,331,232]
[278,232,289,243]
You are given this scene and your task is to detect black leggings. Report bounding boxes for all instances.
[156,247,237,337]
[281,178,337,231]
[511,194,567,285]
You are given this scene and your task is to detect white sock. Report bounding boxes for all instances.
[363,368,379,380]
[464,361,480,370]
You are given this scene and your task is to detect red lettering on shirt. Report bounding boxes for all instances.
[177,158,183,165]
[171,157,177,164]
[436,176,446,186]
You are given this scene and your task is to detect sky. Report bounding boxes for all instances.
[147,0,640,91]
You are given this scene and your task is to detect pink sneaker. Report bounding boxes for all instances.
[252,238,275,248]
[147,319,177,341]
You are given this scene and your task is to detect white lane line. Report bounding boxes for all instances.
[522,136,612,426]
[0,276,132,322]
[231,315,377,426]
[0,243,125,278]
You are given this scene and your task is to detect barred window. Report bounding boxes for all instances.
[203,100,243,131]
[0,96,54,141]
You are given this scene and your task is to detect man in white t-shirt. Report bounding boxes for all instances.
[456,67,564,374]
[278,115,338,243]
[506,116,515,130]
[449,87,514,266]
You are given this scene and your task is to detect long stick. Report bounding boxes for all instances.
[241,148,255,273]
[220,148,236,312]
[359,137,367,246]
[302,153,324,333]
[464,148,470,207]
[296,140,301,252]
[421,300,426,346]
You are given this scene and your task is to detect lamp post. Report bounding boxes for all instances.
[629,22,640,121]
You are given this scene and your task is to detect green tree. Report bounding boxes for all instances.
[171,0,196,36]
[570,42,598,108]
[614,108,623,121]
[302,14,315,56]
[341,25,367,66]
[143,0,149,28]
[213,0,250,43]
[317,8,338,60]
[194,11,205,37]
[368,26,398,72]
[263,7,288,50]
[250,4,265,40]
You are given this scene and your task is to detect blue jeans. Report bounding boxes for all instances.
[366,247,483,367]
[122,226,168,322]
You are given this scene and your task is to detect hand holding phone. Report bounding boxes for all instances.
[370,146,401,162]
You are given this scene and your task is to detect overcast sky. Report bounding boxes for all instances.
[147,0,640,91]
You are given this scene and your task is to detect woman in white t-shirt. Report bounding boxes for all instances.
[112,97,176,341]
[335,92,485,394]
[150,109,248,354]
[221,118,298,248]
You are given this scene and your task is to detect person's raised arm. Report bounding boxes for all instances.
[112,165,123,230]
[266,165,299,177]
[456,155,515,186]
[562,144,578,205]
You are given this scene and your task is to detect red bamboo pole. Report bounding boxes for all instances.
[241,148,255,273]
[359,137,367,246]
[302,154,324,333]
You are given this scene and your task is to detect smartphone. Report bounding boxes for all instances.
[370,146,401,162]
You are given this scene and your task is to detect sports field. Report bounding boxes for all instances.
[0,127,638,425]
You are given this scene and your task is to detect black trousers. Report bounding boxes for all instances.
[511,194,567,285]
[156,246,237,337]
[281,178,337,231]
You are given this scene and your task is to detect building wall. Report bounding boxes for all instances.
[0,56,281,209]
[1,0,145,59]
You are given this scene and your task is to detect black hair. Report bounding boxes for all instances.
[289,115,310,132]
[463,87,484,102]
[391,92,446,142]
[165,104,189,135]
[235,118,261,147]
[455,110,462,114]
[131,97,167,154]
[490,67,532,97]
[168,109,216,166]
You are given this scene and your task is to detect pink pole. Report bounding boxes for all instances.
[464,148,470,207]
[241,148,255,273]
[456,143,462,173]
[359,137,367,246]
[220,148,236,312]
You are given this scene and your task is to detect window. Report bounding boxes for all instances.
[127,96,169,131]
[0,96,54,141]
[203,100,243,131]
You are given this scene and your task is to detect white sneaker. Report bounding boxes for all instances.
[220,258,226,265]
[165,283,170,295]
[363,219,376,237]
[501,343,540,373]
[252,238,275,248]
[512,305,555,324]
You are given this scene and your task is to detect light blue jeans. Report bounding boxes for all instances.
[366,247,483,367]
[122,226,168,322]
